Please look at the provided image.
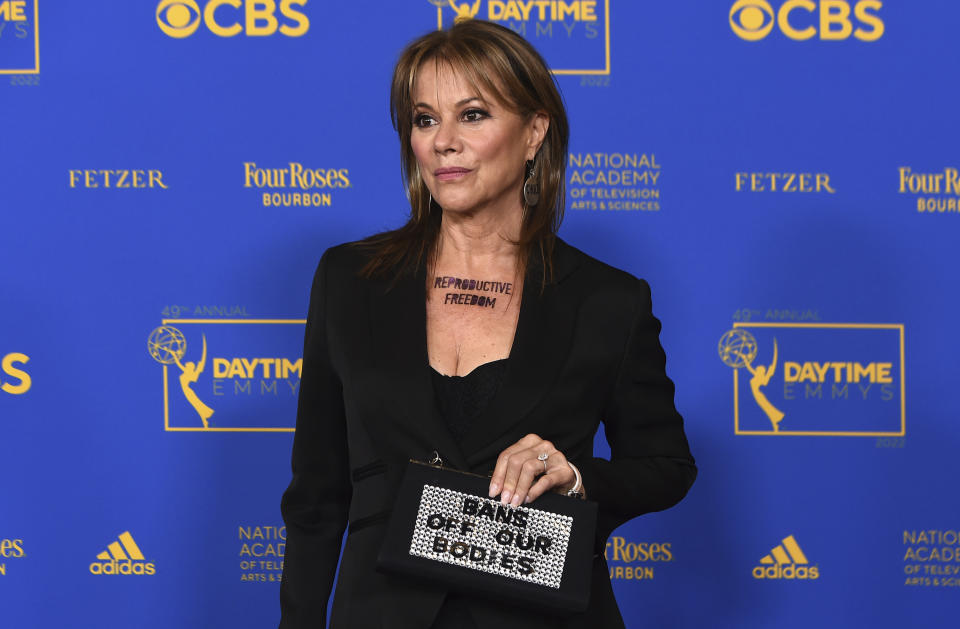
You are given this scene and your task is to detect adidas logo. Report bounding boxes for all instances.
[752,535,819,580]
[89,531,156,575]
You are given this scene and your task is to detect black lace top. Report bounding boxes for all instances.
[427,357,508,629]
[429,357,509,443]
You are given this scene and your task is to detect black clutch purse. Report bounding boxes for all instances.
[376,459,598,613]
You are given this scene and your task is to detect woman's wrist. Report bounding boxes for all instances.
[565,461,585,499]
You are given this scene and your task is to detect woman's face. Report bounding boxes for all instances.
[410,61,547,218]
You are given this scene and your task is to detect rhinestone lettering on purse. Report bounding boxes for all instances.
[408,484,573,588]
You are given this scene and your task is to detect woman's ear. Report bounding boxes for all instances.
[526,111,550,160]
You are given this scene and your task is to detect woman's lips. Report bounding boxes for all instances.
[434,167,472,181]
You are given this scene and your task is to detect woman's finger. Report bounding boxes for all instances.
[505,444,560,506]
[488,434,544,499]
[509,453,551,507]
[525,468,566,503]
[525,453,575,503]
[500,442,555,506]
[498,446,538,505]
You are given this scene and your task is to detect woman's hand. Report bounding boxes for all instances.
[488,433,578,507]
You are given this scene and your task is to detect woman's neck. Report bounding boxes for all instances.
[433,206,522,272]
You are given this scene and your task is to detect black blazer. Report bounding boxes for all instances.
[279,236,696,629]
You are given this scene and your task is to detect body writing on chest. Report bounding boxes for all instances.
[426,270,524,377]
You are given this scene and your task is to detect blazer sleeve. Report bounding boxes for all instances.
[570,278,697,548]
[279,249,352,628]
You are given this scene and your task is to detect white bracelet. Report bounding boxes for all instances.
[566,461,583,496]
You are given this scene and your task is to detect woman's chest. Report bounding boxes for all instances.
[425,285,523,376]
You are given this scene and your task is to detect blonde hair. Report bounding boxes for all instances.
[353,19,569,290]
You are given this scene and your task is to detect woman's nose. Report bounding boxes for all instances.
[433,120,460,154]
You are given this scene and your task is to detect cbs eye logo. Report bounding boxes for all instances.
[730,0,775,41]
[730,0,884,42]
[157,0,201,38]
[156,0,310,38]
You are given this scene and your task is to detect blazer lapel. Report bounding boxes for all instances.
[366,255,470,471]
[462,238,581,464]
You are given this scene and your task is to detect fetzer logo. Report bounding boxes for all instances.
[89,531,156,576]
[753,535,819,580]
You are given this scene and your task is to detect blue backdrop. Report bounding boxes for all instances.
[2,1,958,627]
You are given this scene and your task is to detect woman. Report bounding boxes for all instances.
[279,19,696,629]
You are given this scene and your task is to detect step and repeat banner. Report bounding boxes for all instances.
[2,1,958,627]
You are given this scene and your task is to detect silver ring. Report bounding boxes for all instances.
[538,452,548,473]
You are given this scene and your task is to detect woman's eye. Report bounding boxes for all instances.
[414,114,435,128]
[462,109,488,122]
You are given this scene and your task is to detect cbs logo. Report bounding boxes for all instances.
[730,0,884,41]
[156,0,309,38]
[1,352,31,395]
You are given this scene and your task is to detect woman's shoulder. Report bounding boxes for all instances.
[317,226,424,282]
[555,236,651,301]
[317,239,374,274]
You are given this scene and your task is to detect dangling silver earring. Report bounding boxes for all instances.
[523,159,540,207]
